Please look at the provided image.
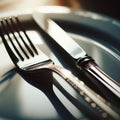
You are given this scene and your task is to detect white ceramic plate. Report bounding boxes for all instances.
[0,6,120,120]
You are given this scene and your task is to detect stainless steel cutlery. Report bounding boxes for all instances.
[33,12,120,105]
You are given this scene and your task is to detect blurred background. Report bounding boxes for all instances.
[0,0,120,20]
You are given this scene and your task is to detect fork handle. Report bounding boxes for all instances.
[49,65,120,120]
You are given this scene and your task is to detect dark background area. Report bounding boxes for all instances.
[0,0,119,20]
[79,0,120,20]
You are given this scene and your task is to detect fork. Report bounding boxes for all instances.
[0,16,119,120]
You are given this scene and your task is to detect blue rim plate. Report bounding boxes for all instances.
[0,6,120,120]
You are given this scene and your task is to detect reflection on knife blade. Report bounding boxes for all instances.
[33,12,120,107]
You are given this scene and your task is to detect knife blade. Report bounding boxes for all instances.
[33,12,120,105]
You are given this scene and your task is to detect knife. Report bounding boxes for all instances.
[33,12,120,106]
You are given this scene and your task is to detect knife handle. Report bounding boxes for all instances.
[77,56,120,106]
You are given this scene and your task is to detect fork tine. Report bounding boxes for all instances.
[0,18,24,61]
[4,17,30,59]
[15,17,38,55]
[6,17,29,58]
[0,20,19,64]
[10,17,36,57]
[1,16,39,62]
[10,17,34,57]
